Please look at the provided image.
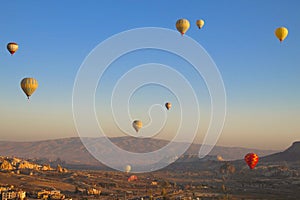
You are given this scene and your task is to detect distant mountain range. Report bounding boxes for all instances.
[0,137,278,168]
[261,141,300,163]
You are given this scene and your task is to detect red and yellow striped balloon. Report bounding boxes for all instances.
[244,153,259,169]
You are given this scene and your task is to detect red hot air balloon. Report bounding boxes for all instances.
[244,153,259,169]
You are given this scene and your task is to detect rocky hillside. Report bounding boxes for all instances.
[261,141,300,162]
[0,156,67,173]
[0,156,45,171]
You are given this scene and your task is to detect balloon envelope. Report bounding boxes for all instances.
[244,153,259,169]
[20,78,38,99]
[196,19,205,29]
[176,19,190,35]
[125,165,131,173]
[128,175,138,182]
[132,120,143,132]
[165,102,172,110]
[7,42,19,55]
[275,27,288,42]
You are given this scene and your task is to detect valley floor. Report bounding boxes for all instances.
[0,163,300,200]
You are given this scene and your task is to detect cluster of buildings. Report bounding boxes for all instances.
[37,189,66,200]
[0,186,25,200]
[0,186,73,200]
[75,187,101,196]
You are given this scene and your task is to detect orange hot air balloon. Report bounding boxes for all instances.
[244,153,259,169]
[165,102,171,110]
[132,120,142,133]
[127,175,138,182]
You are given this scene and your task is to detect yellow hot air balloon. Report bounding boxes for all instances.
[20,78,38,99]
[125,165,131,173]
[196,19,205,29]
[132,120,142,133]
[7,42,19,55]
[275,27,288,42]
[176,19,190,35]
[165,102,172,110]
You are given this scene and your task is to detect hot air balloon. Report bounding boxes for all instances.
[132,120,142,132]
[217,155,224,161]
[128,175,138,182]
[176,19,190,35]
[20,78,38,99]
[165,102,172,110]
[125,165,131,173]
[275,27,288,42]
[196,19,205,29]
[7,42,19,55]
[244,153,259,169]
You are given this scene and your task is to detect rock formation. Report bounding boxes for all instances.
[41,164,53,171]
[17,160,41,170]
[56,164,68,173]
[0,160,14,170]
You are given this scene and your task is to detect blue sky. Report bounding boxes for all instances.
[0,1,299,150]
